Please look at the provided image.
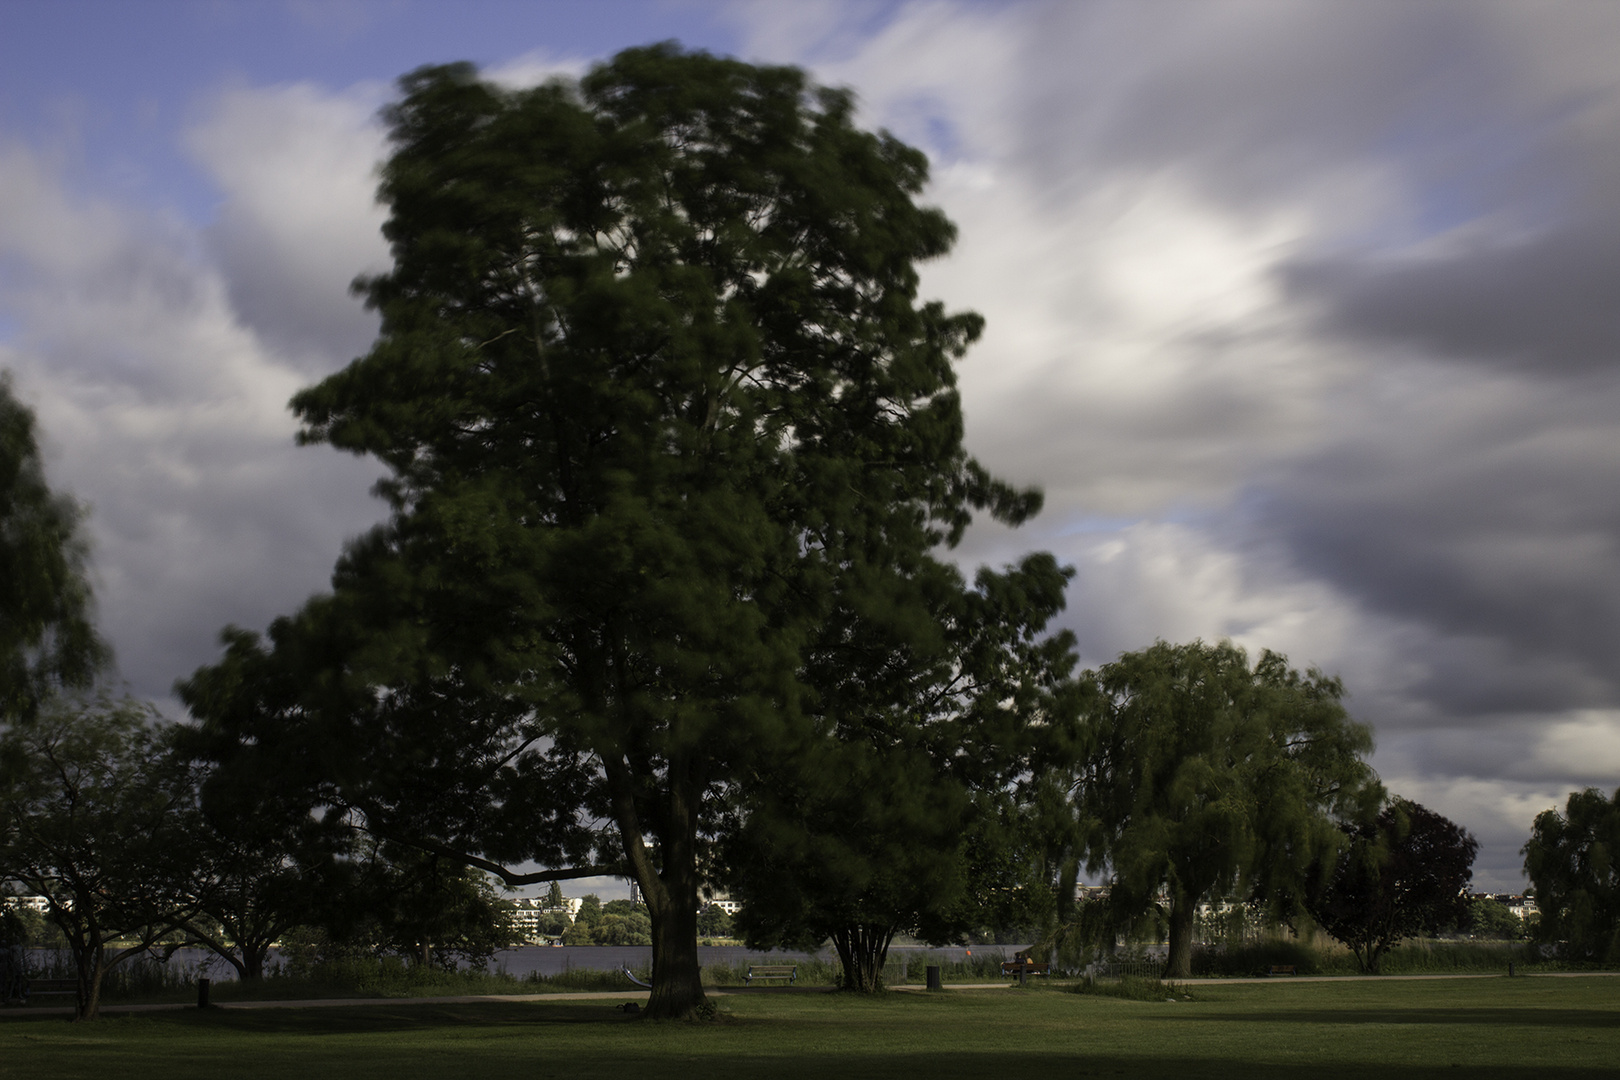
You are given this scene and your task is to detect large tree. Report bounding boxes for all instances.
[187,45,1036,1018]
[1522,786,1620,965]
[1073,640,1380,979]
[0,374,106,723]
[1306,798,1477,973]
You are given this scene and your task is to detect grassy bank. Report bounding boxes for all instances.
[3,974,1617,1079]
[1189,938,1557,978]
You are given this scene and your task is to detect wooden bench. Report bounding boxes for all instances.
[24,978,77,1002]
[1267,965,1297,976]
[1001,960,1050,978]
[743,964,798,986]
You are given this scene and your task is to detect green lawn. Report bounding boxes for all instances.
[1,977,1616,1080]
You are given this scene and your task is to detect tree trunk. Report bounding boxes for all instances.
[646,893,704,1018]
[72,938,104,1021]
[242,943,268,981]
[610,753,707,1019]
[1055,852,1080,926]
[830,924,895,992]
[1165,894,1196,980]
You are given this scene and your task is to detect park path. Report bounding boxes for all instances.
[7,970,1616,1018]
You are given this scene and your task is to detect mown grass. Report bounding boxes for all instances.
[2,975,1616,1080]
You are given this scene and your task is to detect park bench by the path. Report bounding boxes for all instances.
[1267,965,1297,976]
[1001,958,1050,979]
[743,964,798,986]
[23,978,78,1002]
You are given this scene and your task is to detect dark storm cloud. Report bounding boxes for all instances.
[1244,377,1620,719]
[1283,225,1620,374]
[1019,2,1534,209]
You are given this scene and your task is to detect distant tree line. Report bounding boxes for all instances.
[4,47,1612,1023]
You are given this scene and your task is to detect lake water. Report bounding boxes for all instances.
[491,943,1024,978]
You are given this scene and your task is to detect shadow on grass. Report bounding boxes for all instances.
[1183,1007,1620,1030]
[3,1001,1617,1080]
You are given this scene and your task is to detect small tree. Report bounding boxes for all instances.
[358,842,515,970]
[1522,787,1620,965]
[1307,799,1477,973]
[0,694,205,1019]
[0,374,107,725]
[696,903,733,938]
[723,555,1078,992]
[1468,897,1524,941]
[165,719,353,981]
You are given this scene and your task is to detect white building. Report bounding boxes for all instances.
[2,895,50,913]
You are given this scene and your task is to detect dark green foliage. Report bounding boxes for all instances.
[1523,786,1620,964]
[1306,798,1478,973]
[167,720,356,981]
[0,374,106,723]
[0,694,206,1019]
[721,552,1078,993]
[558,897,652,945]
[354,843,517,970]
[1070,975,1195,1002]
[697,902,733,938]
[1072,640,1380,979]
[187,44,1030,1019]
[574,895,602,928]
[1189,937,1320,976]
[1468,897,1525,941]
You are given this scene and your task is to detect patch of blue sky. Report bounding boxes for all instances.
[0,0,744,226]
[1353,106,1568,251]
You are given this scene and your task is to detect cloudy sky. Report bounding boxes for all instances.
[3,0,1617,893]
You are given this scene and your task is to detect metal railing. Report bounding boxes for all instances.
[1087,957,1166,980]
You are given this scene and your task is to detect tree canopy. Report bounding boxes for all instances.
[0,374,106,723]
[1523,786,1620,965]
[0,694,205,1019]
[1306,798,1478,973]
[723,552,1078,991]
[1071,639,1380,978]
[186,44,1042,1018]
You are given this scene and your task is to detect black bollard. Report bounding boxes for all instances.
[197,977,211,1009]
[1508,962,1516,978]
[926,965,942,991]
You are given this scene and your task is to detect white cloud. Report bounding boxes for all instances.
[185,81,391,372]
[0,128,385,709]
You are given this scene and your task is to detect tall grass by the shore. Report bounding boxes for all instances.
[1189,937,1553,977]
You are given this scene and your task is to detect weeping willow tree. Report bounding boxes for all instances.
[1069,640,1381,978]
